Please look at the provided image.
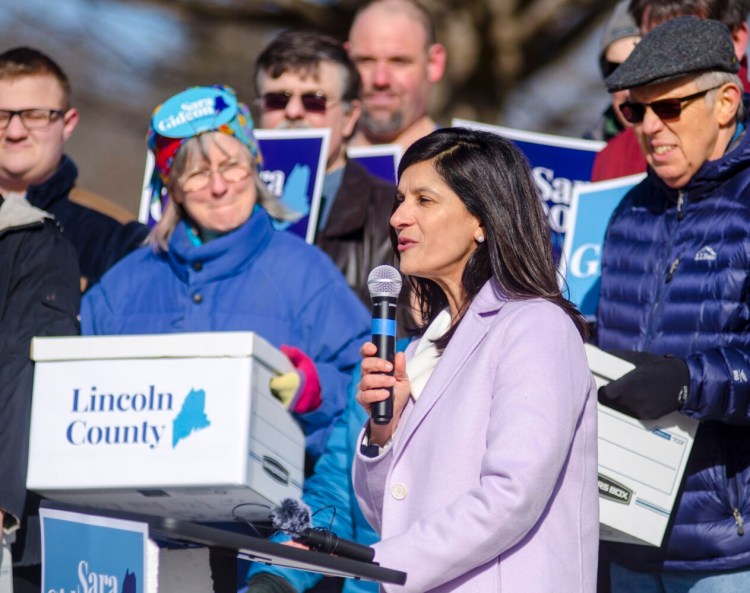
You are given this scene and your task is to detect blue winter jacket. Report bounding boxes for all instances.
[244,341,410,592]
[81,208,370,458]
[598,123,750,572]
[245,376,377,592]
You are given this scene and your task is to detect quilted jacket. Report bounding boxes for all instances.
[598,120,750,572]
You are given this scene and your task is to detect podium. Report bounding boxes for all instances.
[27,332,305,522]
[40,501,407,592]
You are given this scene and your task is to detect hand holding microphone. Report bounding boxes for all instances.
[357,266,410,445]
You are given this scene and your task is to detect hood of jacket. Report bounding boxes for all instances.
[0,193,52,237]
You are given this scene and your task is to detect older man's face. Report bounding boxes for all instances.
[257,61,359,172]
[347,9,440,139]
[629,76,735,189]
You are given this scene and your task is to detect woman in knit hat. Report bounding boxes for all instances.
[81,85,370,459]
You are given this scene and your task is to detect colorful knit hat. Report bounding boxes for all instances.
[146,85,261,208]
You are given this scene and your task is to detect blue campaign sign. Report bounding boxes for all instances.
[256,128,330,243]
[41,508,148,593]
[452,119,605,259]
[560,173,645,318]
[348,144,401,184]
[138,129,330,244]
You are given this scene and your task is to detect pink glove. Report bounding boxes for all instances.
[279,345,321,414]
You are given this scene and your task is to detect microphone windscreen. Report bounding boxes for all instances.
[367,265,402,300]
[270,498,312,534]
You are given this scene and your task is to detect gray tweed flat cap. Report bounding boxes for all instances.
[605,16,738,92]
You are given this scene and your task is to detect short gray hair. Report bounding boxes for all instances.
[692,70,745,122]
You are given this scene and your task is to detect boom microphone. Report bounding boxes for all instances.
[366,265,403,425]
[270,498,376,563]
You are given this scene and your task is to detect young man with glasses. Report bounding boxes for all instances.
[596,16,750,592]
[0,47,147,290]
[254,31,396,306]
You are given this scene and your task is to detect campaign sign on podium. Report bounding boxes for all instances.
[27,332,305,522]
[586,345,698,546]
[40,502,407,592]
[41,508,148,593]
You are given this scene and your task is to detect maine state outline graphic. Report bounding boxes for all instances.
[172,388,211,447]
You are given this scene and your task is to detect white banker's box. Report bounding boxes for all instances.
[586,345,699,547]
[27,332,305,522]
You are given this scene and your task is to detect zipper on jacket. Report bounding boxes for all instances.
[724,429,746,537]
[665,258,680,283]
[732,507,745,536]
[644,190,684,346]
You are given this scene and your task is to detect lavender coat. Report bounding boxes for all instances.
[354,281,599,592]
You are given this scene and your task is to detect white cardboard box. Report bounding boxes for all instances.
[27,332,304,522]
[586,344,699,546]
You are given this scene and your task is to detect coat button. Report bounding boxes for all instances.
[192,293,203,304]
[391,483,407,500]
[193,261,203,272]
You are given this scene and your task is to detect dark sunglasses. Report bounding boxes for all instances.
[260,91,335,114]
[620,86,721,124]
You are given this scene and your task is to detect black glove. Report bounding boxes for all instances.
[597,350,690,419]
[246,573,298,593]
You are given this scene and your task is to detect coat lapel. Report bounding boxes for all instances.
[393,281,505,457]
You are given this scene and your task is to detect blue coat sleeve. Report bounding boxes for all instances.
[684,348,750,424]
[290,282,369,459]
[80,282,110,335]
[246,351,408,593]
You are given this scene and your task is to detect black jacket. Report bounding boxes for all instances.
[315,159,396,305]
[0,196,79,539]
[26,156,148,288]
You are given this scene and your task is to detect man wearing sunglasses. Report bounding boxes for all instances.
[592,0,750,182]
[0,47,148,290]
[254,31,395,307]
[596,16,750,592]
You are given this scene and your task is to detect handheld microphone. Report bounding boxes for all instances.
[367,265,403,425]
[270,498,376,563]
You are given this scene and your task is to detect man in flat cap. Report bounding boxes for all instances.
[596,15,750,591]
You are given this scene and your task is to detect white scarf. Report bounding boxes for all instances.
[406,309,451,401]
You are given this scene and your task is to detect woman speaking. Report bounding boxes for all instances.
[355,128,598,592]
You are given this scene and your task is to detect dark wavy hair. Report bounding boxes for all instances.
[394,127,588,348]
[254,31,361,105]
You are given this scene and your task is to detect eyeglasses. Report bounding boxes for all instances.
[619,86,722,124]
[0,109,66,129]
[177,161,252,192]
[259,91,338,114]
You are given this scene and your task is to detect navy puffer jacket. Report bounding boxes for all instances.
[598,121,750,572]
